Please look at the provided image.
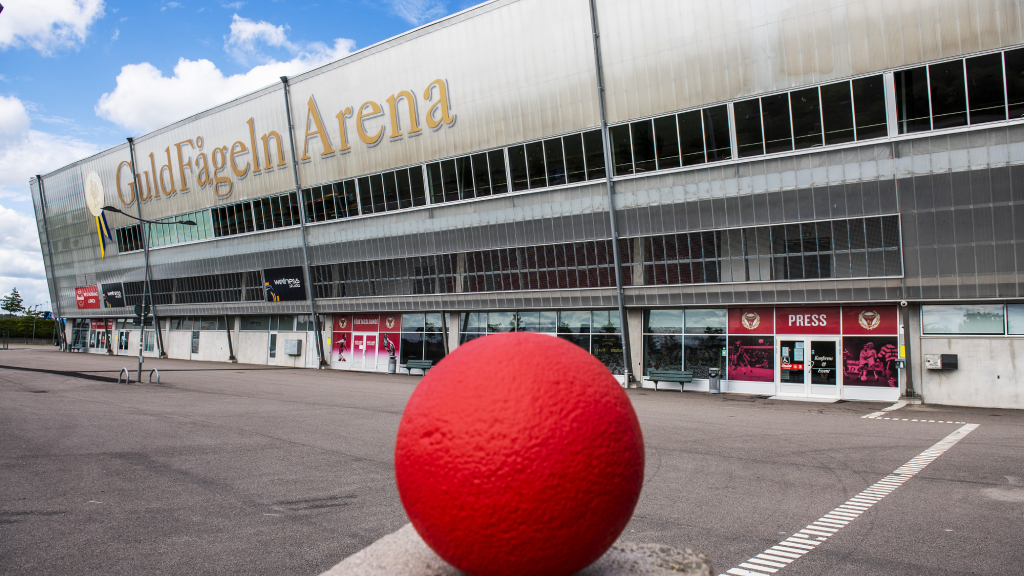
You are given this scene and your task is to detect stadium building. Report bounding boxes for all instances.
[31,0,1024,409]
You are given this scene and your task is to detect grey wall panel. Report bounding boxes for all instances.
[597,0,1024,123]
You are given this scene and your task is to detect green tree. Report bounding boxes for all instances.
[1,288,25,316]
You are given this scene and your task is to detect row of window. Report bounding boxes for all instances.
[895,47,1024,134]
[114,210,216,252]
[921,304,1024,335]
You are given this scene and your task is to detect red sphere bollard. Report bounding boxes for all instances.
[395,332,645,576]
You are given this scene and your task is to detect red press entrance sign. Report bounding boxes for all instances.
[75,286,100,309]
[775,307,841,334]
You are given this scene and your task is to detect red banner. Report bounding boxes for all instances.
[90,319,113,330]
[728,308,774,334]
[75,286,100,309]
[775,307,841,334]
[841,306,898,335]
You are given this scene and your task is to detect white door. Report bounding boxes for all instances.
[190,331,200,360]
[268,332,278,365]
[777,337,841,398]
[352,332,377,371]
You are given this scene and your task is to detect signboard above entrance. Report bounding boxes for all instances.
[775,307,841,334]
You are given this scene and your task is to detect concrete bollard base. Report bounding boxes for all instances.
[319,524,714,576]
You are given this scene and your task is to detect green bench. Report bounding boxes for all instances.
[402,359,434,374]
[646,370,693,392]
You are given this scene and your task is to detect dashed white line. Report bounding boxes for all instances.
[717,423,979,576]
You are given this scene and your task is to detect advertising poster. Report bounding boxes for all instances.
[75,286,100,309]
[102,283,125,308]
[378,313,402,367]
[261,266,306,302]
[843,336,899,387]
[841,306,898,335]
[727,335,775,382]
[728,308,775,334]
[331,315,352,365]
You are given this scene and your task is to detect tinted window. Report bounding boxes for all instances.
[357,176,373,213]
[1006,48,1024,119]
[395,169,413,209]
[734,98,764,157]
[922,304,1005,334]
[653,115,680,169]
[677,110,704,166]
[610,124,633,175]
[631,119,657,172]
[526,141,546,188]
[487,149,507,194]
[853,75,888,139]
[322,185,337,220]
[702,105,731,161]
[472,153,491,197]
[582,129,606,179]
[343,180,358,215]
[821,81,855,144]
[563,133,586,184]
[425,163,443,203]
[440,159,459,202]
[790,87,822,149]
[761,93,792,154]
[544,138,566,186]
[370,173,386,212]
[508,145,528,192]
[895,66,931,133]
[456,155,474,199]
[966,53,1006,124]
[383,171,400,211]
[929,60,967,129]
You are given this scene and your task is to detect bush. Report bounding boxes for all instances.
[0,317,57,339]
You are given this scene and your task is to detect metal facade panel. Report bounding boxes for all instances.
[596,0,1019,123]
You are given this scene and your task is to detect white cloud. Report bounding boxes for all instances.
[387,0,447,25]
[0,203,51,312]
[111,28,119,42]
[96,18,356,134]
[222,2,244,9]
[0,0,106,56]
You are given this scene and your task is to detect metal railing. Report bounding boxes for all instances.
[118,368,129,384]
[149,369,160,384]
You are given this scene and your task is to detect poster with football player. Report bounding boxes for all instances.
[727,335,775,382]
[843,336,899,387]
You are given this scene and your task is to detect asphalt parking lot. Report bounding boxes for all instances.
[1,346,1022,575]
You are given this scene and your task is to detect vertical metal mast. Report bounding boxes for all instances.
[127,137,165,359]
[588,0,634,385]
[35,175,65,349]
[280,76,328,368]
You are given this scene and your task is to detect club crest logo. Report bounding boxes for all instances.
[741,312,760,331]
[858,310,880,331]
[338,316,348,329]
[385,316,396,329]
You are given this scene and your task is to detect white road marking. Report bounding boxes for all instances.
[717,423,979,576]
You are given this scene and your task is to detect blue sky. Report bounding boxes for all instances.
[0,0,475,313]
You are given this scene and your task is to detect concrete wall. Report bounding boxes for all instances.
[198,331,231,362]
[920,337,1024,410]
[165,331,190,360]
[274,332,305,368]
[237,332,269,366]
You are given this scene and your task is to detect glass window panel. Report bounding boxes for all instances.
[227,205,238,235]
[400,332,424,364]
[409,168,426,206]
[358,176,373,214]
[821,81,855,144]
[685,309,726,334]
[440,159,459,202]
[471,153,491,196]
[592,309,621,332]
[895,66,932,133]
[424,333,446,362]
[562,134,586,183]
[370,173,387,212]
[852,75,888,139]
[558,310,592,334]
[543,139,566,186]
[702,105,732,161]
[644,334,682,373]
[240,315,270,330]
[456,155,474,199]
[508,145,529,192]
[929,60,968,129]
[652,115,681,169]
[426,163,444,204]
[487,311,516,332]
[461,312,486,333]
[966,53,1006,124]
[558,333,590,352]
[684,335,727,379]
[383,171,400,211]
[305,186,318,222]
[525,142,547,188]
[922,304,1005,334]
[1006,48,1024,119]
[582,129,607,179]
[645,309,683,334]
[516,311,540,332]
[592,334,624,375]
[761,93,793,154]
[401,313,425,331]
[334,183,349,218]
[253,199,267,230]
[678,110,705,166]
[1006,304,1024,334]
[487,150,507,194]
[211,207,222,236]
[288,191,300,225]
[323,184,338,220]
[610,124,633,175]
[734,98,765,157]
[630,119,657,172]
[791,87,823,149]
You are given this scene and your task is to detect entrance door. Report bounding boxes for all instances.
[268,333,278,365]
[352,333,377,371]
[117,330,131,354]
[777,338,841,397]
[190,331,200,360]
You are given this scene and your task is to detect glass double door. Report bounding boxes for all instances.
[778,337,841,398]
[352,333,378,371]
